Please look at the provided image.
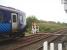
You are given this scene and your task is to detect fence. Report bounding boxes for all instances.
[43,41,67,50]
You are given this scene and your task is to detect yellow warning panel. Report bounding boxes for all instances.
[12,28,18,32]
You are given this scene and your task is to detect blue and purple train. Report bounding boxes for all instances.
[0,5,26,38]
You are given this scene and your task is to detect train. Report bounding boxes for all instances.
[0,5,26,38]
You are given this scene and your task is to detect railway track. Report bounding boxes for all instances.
[0,34,51,50]
[39,29,67,50]
[0,28,67,50]
[48,30,67,50]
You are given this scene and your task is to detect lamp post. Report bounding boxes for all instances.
[61,0,67,12]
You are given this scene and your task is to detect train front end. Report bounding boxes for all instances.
[0,5,26,38]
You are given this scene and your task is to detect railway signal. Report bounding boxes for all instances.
[32,22,39,34]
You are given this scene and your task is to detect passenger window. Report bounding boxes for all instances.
[0,11,3,22]
[0,16,3,22]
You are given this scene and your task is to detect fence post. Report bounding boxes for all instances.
[43,41,48,50]
[50,43,54,50]
[58,43,62,50]
[43,41,63,50]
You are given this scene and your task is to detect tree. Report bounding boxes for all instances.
[26,16,38,31]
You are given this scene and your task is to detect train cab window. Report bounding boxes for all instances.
[23,15,26,25]
[13,15,16,22]
[11,13,17,22]
[20,16,23,23]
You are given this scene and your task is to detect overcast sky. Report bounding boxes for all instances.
[0,0,67,23]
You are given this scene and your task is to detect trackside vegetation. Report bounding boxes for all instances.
[26,16,67,35]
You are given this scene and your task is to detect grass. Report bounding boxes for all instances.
[26,22,67,36]
[38,22,67,33]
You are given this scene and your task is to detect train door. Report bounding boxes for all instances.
[11,13,18,32]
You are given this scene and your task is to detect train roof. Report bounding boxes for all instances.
[0,5,25,15]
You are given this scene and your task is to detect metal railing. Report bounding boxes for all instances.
[43,41,64,50]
